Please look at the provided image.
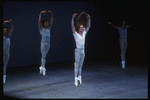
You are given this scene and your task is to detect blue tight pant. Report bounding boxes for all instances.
[119,38,127,61]
[3,48,10,75]
[41,41,50,68]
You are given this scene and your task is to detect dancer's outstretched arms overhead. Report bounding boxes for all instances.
[107,21,118,30]
[47,10,54,27]
[71,13,77,34]
[3,19,14,34]
[38,10,47,27]
[85,14,91,32]
[77,12,83,21]
[128,20,140,27]
[77,12,86,23]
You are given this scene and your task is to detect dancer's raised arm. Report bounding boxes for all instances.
[77,12,85,24]
[47,10,54,27]
[85,14,91,32]
[107,21,118,30]
[129,20,140,27]
[38,10,47,27]
[9,19,14,34]
[71,13,77,34]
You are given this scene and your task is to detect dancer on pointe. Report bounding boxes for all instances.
[71,12,91,86]
[38,10,53,76]
[3,19,14,84]
[107,19,140,69]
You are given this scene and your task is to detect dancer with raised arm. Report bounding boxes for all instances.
[71,12,91,86]
[3,19,14,84]
[107,19,140,69]
[38,10,53,76]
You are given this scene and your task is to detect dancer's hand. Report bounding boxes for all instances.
[9,19,12,23]
[72,13,77,18]
[81,11,85,14]
[106,21,111,24]
[4,20,10,23]
[40,10,47,14]
[81,11,85,13]
[47,10,52,13]
[106,21,110,24]
[86,14,90,19]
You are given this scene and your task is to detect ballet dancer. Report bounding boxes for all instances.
[107,19,140,69]
[71,12,91,86]
[38,10,53,76]
[3,19,14,84]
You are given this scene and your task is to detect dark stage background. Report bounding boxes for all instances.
[3,1,148,68]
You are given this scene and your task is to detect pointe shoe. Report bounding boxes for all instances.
[78,76,82,85]
[74,77,78,86]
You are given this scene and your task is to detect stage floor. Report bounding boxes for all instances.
[3,61,148,99]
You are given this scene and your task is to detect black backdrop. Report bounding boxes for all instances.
[3,1,148,68]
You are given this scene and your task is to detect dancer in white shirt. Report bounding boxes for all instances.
[3,19,14,84]
[38,10,53,76]
[71,12,91,86]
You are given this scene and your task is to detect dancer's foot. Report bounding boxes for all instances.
[39,66,46,76]
[78,76,82,85]
[39,66,43,74]
[122,60,125,69]
[74,77,78,86]
[42,67,46,76]
[3,75,6,84]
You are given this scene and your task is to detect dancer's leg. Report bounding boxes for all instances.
[3,48,10,75]
[43,41,50,68]
[123,39,127,68]
[124,39,128,59]
[74,48,81,86]
[3,48,10,84]
[120,39,125,61]
[74,49,80,78]
[3,49,6,75]
[41,41,46,68]
[120,39,126,69]
[78,50,85,84]
[78,50,85,77]
[41,41,50,68]
[40,41,50,75]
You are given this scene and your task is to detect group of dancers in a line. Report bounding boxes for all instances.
[3,10,140,86]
